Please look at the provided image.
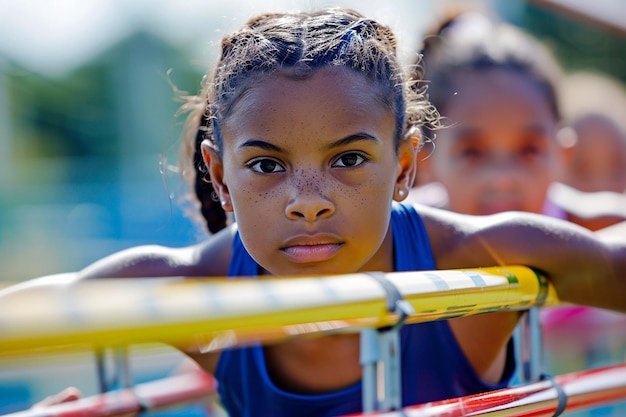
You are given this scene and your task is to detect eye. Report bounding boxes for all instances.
[332,152,368,168]
[520,144,541,158]
[247,158,285,174]
[459,146,483,160]
[518,136,549,162]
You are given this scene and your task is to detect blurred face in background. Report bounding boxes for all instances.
[420,69,565,215]
[563,113,626,194]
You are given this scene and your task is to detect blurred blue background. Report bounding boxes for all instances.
[0,0,625,414]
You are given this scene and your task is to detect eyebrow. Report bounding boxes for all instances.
[239,139,283,152]
[238,133,380,152]
[454,122,553,137]
[325,133,380,150]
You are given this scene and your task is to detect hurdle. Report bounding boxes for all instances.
[1,265,623,415]
[5,364,625,417]
[0,266,556,354]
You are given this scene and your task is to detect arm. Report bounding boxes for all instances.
[418,204,625,384]
[1,225,236,381]
[78,224,235,279]
[421,205,626,312]
[76,226,236,375]
[595,220,626,240]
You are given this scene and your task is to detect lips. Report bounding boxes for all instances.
[280,234,344,263]
[480,201,522,215]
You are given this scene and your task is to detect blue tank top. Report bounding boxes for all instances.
[215,203,514,416]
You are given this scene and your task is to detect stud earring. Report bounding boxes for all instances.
[220,199,227,206]
[398,189,406,197]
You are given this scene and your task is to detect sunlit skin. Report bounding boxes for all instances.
[26,66,626,402]
[198,64,522,391]
[204,67,413,278]
[420,69,566,215]
[199,67,416,392]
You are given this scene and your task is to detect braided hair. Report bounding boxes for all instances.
[179,8,439,233]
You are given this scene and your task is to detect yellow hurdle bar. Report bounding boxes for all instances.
[0,266,558,354]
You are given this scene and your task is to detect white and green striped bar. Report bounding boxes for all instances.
[0,266,558,354]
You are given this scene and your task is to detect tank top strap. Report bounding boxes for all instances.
[227,230,259,276]
[390,202,436,271]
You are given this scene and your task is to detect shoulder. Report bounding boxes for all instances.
[411,203,480,245]
[399,203,469,268]
[595,220,626,240]
[410,203,567,269]
[413,201,570,240]
[78,225,237,279]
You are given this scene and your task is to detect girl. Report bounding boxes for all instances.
[551,71,626,231]
[408,11,568,217]
[404,11,626,398]
[19,8,626,417]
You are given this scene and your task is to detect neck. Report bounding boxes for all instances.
[358,223,395,273]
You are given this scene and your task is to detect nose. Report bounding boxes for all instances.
[486,157,522,191]
[285,172,335,222]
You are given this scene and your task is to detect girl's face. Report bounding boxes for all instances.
[205,67,414,276]
[566,114,626,193]
[423,70,564,215]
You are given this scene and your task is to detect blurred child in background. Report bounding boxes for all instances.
[407,11,626,415]
[546,73,626,413]
[548,71,626,231]
[408,11,568,218]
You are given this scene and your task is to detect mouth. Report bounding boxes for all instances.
[480,201,522,215]
[280,235,344,264]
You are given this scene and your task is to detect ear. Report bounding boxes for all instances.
[200,140,233,212]
[414,139,436,186]
[393,132,419,202]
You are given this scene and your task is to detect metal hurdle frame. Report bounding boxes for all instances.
[1,266,624,416]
